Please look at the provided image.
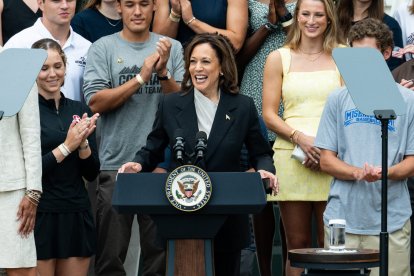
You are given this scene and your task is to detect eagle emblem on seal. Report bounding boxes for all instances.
[176,175,202,203]
[165,165,212,212]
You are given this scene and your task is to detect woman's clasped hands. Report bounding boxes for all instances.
[65,112,99,152]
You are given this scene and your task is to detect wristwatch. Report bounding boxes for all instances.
[264,22,278,32]
[278,11,293,23]
[158,70,171,81]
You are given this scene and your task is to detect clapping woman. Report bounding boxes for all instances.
[32,38,100,276]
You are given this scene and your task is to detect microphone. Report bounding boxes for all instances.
[194,131,207,164]
[173,129,185,164]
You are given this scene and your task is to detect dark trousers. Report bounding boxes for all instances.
[95,171,165,276]
[215,249,241,276]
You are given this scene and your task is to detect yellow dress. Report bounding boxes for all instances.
[268,48,342,201]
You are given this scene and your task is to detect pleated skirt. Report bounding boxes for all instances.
[34,209,96,260]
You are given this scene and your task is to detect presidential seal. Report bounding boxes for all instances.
[165,165,212,212]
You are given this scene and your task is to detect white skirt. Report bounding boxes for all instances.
[0,189,36,268]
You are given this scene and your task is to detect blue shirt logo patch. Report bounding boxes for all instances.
[344,108,396,132]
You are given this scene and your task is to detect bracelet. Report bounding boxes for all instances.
[171,9,181,17]
[281,18,293,27]
[291,130,302,144]
[62,143,71,154]
[135,73,145,85]
[186,16,196,25]
[169,12,180,22]
[293,131,302,144]
[289,129,298,142]
[25,195,38,206]
[25,190,41,205]
[79,139,89,151]
[58,143,71,157]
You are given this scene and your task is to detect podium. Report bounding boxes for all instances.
[113,172,267,276]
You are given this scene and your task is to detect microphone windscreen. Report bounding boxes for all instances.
[174,128,184,139]
[195,131,207,141]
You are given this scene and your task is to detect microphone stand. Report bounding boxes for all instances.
[173,135,186,165]
[193,133,207,168]
[374,109,396,276]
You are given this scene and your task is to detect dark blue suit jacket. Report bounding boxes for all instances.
[134,89,275,250]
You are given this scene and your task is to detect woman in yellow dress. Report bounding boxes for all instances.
[262,0,342,275]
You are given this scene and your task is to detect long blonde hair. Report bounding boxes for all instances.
[286,0,341,53]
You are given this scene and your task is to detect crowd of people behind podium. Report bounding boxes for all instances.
[1,0,414,276]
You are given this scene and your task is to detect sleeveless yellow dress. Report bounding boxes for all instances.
[268,48,342,201]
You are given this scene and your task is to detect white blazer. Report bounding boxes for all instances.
[0,82,42,192]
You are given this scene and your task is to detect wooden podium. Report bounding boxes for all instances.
[112,172,267,276]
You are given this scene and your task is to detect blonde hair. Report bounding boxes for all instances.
[286,0,341,53]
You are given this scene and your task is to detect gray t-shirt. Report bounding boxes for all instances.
[315,85,414,235]
[83,32,184,170]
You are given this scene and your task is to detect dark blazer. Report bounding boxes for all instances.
[134,89,275,250]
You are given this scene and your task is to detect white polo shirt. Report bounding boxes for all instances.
[4,18,91,101]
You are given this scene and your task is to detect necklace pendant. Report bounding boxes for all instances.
[105,16,121,27]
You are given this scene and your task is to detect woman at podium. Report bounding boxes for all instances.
[119,33,278,276]
[31,39,100,276]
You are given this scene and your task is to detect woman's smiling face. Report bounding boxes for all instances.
[37,49,66,96]
[189,43,222,97]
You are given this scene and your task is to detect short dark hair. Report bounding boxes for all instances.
[181,33,239,94]
[31,38,67,65]
[348,18,394,53]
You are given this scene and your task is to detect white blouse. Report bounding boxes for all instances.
[194,88,220,138]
